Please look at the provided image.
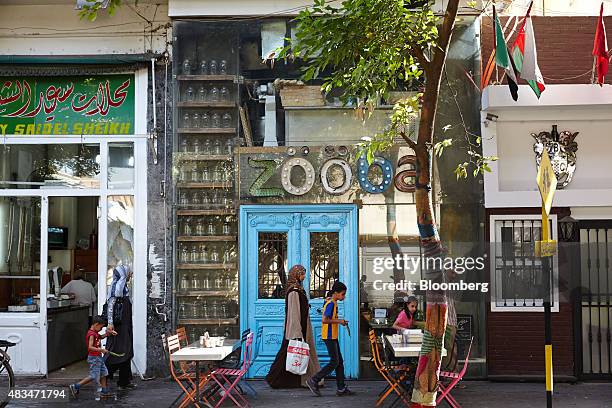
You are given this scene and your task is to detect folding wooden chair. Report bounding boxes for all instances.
[368,330,411,407]
[435,337,474,408]
[209,332,254,408]
[167,334,201,408]
[176,326,189,347]
[213,328,257,399]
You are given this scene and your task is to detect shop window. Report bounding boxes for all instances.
[257,232,288,299]
[490,216,559,311]
[106,195,134,293]
[0,144,100,189]
[309,232,339,299]
[108,142,134,190]
[0,196,41,312]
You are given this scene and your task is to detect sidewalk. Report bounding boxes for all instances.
[6,378,612,407]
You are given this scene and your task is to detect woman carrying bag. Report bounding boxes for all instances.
[265,265,321,388]
[104,264,136,390]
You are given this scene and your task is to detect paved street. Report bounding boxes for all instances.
[7,378,612,407]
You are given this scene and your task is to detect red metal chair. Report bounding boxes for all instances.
[208,332,254,408]
[435,337,474,408]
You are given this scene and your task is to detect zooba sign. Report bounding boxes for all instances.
[0,74,135,135]
[244,149,417,197]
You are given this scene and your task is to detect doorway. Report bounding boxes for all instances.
[46,196,99,378]
[239,205,359,378]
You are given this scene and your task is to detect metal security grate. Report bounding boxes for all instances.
[579,224,612,377]
[257,232,288,299]
[309,232,339,299]
[492,218,556,310]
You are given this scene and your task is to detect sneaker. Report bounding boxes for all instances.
[336,387,355,396]
[306,378,321,397]
[118,383,137,390]
[69,384,79,398]
[95,393,101,401]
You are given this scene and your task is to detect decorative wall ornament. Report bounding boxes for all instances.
[302,214,347,228]
[394,155,417,193]
[357,155,393,194]
[280,157,316,195]
[532,125,579,189]
[249,214,294,227]
[248,158,285,197]
[254,304,286,315]
[320,158,353,195]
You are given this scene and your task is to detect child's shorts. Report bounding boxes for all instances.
[87,355,108,382]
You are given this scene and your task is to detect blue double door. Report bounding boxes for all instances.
[239,205,359,378]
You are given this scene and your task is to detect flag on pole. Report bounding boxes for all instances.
[512,2,546,98]
[493,5,519,101]
[593,2,609,86]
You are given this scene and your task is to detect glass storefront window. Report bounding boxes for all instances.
[108,142,134,190]
[0,196,41,312]
[257,232,287,299]
[106,195,134,293]
[0,144,100,189]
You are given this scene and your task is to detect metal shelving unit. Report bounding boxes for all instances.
[173,22,241,342]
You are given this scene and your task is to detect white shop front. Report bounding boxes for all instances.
[0,70,148,376]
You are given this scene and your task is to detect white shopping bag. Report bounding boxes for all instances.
[286,339,310,375]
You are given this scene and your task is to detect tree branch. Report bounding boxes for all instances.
[410,44,430,68]
[431,0,461,75]
[400,130,418,151]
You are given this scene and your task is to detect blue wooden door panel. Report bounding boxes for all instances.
[240,205,358,378]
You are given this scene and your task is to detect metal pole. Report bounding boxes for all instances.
[542,206,553,408]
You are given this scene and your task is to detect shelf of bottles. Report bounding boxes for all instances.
[173,23,241,343]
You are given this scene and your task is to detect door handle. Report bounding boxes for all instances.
[33,321,39,326]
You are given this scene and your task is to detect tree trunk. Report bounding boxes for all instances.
[410,1,460,406]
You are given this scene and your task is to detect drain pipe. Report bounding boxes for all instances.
[153,53,169,322]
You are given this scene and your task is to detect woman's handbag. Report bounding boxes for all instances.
[286,339,310,375]
[101,297,124,326]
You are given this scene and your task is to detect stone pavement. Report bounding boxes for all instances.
[6,378,612,407]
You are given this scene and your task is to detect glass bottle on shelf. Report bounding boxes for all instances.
[201,300,209,318]
[179,191,189,205]
[202,137,212,153]
[183,217,193,235]
[199,60,208,75]
[201,191,210,205]
[219,60,228,75]
[211,189,220,204]
[191,274,202,291]
[212,165,223,182]
[179,302,187,319]
[180,273,190,291]
[201,166,210,182]
[223,327,232,338]
[192,136,201,153]
[180,245,189,263]
[191,166,200,182]
[209,60,218,75]
[185,85,195,102]
[225,139,233,155]
[201,112,211,128]
[201,246,209,264]
[182,112,191,128]
[180,138,189,153]
[192,113,201,130]
[210,246,220,264]
[224,272,232,289]
[210,299,218,318]
[198,85,208,102]
[220,301,228,319]
[210,87,219,102]
[211,113,221,128]
[206,218,216,236]
[213,139,222,155]
[220,86,229,102]
[191,191,202,206]
[222,219,231,235]
[182,58,192,75]
[222,191,232,207]
[222,112,232,128]
[190,245,198,263]
[195,218,205,236]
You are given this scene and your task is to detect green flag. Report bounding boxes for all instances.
[494,6,519,101]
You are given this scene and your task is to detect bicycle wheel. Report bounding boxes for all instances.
[0,359,15,408]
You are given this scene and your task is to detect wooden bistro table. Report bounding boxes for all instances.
[384,334,447,358]
[170,339,239,407]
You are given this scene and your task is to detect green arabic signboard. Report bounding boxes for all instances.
[0,74,135,135]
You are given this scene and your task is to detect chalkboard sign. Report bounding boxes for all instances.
[456,314,473,359]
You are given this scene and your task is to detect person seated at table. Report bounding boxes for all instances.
[392,296,423,333]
